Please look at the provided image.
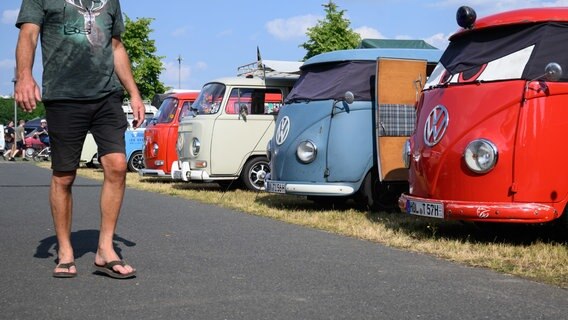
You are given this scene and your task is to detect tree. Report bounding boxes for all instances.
[300,1,361,61]
[0,98,45,125]
[122,16,167,100]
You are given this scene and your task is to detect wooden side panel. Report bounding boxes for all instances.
[376,58,426,181]
[378,137,409,181]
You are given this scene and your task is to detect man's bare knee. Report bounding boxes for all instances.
[100,153,127,178]
[52,171,77,189]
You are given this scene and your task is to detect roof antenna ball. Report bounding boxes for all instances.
[456,6,476,29]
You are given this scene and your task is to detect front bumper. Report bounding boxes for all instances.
[138,168,169,178]
[170,160,210,182]
[265,176,355,196]
[398,193,559,223]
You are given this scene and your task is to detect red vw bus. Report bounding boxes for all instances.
[140,90,199,177]
[399,6,568,227]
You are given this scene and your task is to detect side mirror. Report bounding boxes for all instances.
[190,105,198,117]
[544,62,563,82]
[239,104,248,121]
[344,91,355,104]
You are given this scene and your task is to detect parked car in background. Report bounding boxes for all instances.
[171,59,301,191]
[265,47,441,209]
[399,6,568,227]
[140,90,200,178]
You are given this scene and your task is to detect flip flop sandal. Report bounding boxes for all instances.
[93,260,136,279]
[53,262,77,278]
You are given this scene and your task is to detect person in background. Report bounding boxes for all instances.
[11,119,28,161]
[3,121,15,160]
[34,119,49,146]
[15,0,144,279]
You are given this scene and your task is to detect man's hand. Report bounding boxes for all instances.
[130,96,145,129]
[15,75,41,112]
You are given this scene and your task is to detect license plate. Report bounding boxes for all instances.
[406,199,444,219]
[266,181,286,194]
[172,170,183,180]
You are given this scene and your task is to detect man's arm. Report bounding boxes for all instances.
[15,23,41,112]
[112,36,145,128]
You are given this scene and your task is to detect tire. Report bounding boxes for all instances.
[356,170,405,212]
[240,157,270,191]
[25,147,36,159]
[356,170,379,211]
[127,151,145,172]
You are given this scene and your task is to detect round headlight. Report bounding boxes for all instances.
[296,140,317,164]
[463,139,498,174]
[191,138,200,156]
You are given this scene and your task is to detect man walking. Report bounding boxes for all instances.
[15,0,143,279]
[12,119,27,161]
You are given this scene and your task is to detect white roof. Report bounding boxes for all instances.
[237,60,302,79]
[262,60,303,73]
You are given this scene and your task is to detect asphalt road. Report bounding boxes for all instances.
[0,162,566,320]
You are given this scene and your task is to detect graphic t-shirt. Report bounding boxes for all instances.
[16,0,125,101]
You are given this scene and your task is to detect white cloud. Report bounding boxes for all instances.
[424,33,450,49]
[161,60,191,86]
[195,61,207,71]
[266,15,319,40]
[171,27,188,37]
[1,9,18,25]
[354,26,385,39]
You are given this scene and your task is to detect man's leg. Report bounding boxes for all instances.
[94,152,135,275]
[51,170,77,275]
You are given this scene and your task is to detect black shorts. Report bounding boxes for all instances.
[16,141,25,150]
[44,91,128,172]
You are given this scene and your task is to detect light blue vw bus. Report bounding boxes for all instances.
[265,48,441,209]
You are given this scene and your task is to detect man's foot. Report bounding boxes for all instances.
[53,262,77,278]
[23,157,29,161]
[8,157,15,161]
[93,260,136,279]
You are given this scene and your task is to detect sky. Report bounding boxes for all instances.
[1,0,568,97]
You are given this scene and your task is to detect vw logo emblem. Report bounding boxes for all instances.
[275,116,290,145]
[424,105,449,147]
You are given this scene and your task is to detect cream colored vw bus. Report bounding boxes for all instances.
[171,60,300,191]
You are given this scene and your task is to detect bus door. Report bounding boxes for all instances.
[376,58,426,181]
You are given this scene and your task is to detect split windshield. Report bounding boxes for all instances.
[285,61,375,103]
[430,22,568,86]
